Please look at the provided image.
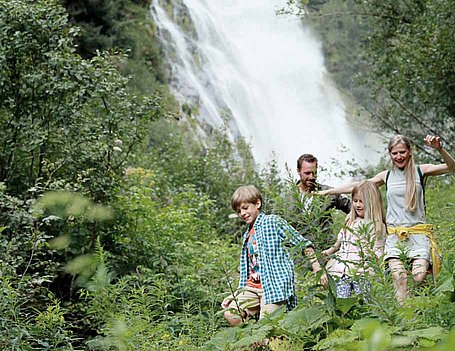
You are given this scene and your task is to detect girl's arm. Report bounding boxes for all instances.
[322,240,341,257]
[372,224,386,258]
[421,135,455,176]
[304,246,328,287]
[304,246,322,272]
[318,171,387,196]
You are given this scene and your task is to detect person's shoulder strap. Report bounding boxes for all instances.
[416,165,425,188]
[385,170,391,191]
[416,165,427,212]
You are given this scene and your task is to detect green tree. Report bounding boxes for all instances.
[62,0,168,92]
[286,0,454,156]
[355,0,454,151]
[0,0,160,200]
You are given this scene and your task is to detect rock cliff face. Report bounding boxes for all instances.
[151,0,241,143]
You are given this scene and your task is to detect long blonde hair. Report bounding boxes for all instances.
[388,135,417,211]
[346,180,386,239]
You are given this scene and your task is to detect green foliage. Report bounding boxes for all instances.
[135,117,273,236]
[354,0,454,148]
[288,0,454,152]
[0,0,160,199]
[0,277,76,350]
[62,0,168,92]
[80,180,240,349]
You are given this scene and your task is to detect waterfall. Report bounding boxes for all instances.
[151,0,381,181]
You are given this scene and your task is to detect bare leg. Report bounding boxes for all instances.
[388,258,408,303]
[224,306,259,327]
[412,258,429,286]
[224,310,245,327]
[223,288,261,326]
[259,302,284,319]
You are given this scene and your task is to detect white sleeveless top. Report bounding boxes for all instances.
[386,167,426,227]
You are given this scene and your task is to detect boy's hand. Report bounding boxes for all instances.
[320,273,328,287]
[312,262,322,273]
[221,296,233,309]
[312,263,328,287]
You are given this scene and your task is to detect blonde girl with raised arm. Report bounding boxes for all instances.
[320,135,455,302]
[322,181,386,298]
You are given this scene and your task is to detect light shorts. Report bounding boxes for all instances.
[226,286,284,320]
[384,233,431,263]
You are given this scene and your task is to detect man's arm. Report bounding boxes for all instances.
[319,184,351,214]
[334,193,351,214]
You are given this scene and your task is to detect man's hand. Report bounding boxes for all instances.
[311,261,322,273]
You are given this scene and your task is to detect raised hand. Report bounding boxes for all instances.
[424,135,442,150]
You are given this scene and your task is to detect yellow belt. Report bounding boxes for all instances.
[387,224,442,280]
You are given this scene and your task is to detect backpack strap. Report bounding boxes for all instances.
[385,168,424,188]
[385,170,391,191]
[417,165,425,189]
[417,165,426,211]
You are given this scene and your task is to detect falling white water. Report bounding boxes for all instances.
[151,0,382,183]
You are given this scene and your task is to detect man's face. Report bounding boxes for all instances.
[298,161,317,191]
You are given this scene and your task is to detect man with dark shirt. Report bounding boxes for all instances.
[290,154,351,248]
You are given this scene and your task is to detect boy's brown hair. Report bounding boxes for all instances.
[231,185,262,211]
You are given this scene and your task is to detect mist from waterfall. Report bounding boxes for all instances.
[151,0,382,183]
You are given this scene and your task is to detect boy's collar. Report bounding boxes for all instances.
[251,211,265,229]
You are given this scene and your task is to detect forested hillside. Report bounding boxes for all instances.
[1,0,454,350]
[288,0,454,154]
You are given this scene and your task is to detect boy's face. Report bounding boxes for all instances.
[236,200,261,225]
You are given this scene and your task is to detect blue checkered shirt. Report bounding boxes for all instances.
[238,212,313,309]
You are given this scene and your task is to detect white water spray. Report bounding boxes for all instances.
[151,0,381,182]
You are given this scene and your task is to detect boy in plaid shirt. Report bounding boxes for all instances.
[222,185,324,326]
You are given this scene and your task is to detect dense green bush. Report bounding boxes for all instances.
[62,0,168,91]
[0,0,160,200]
[1,0,454,350]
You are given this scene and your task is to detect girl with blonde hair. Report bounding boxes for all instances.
[320,135,455,302]
[322,181,386,298]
